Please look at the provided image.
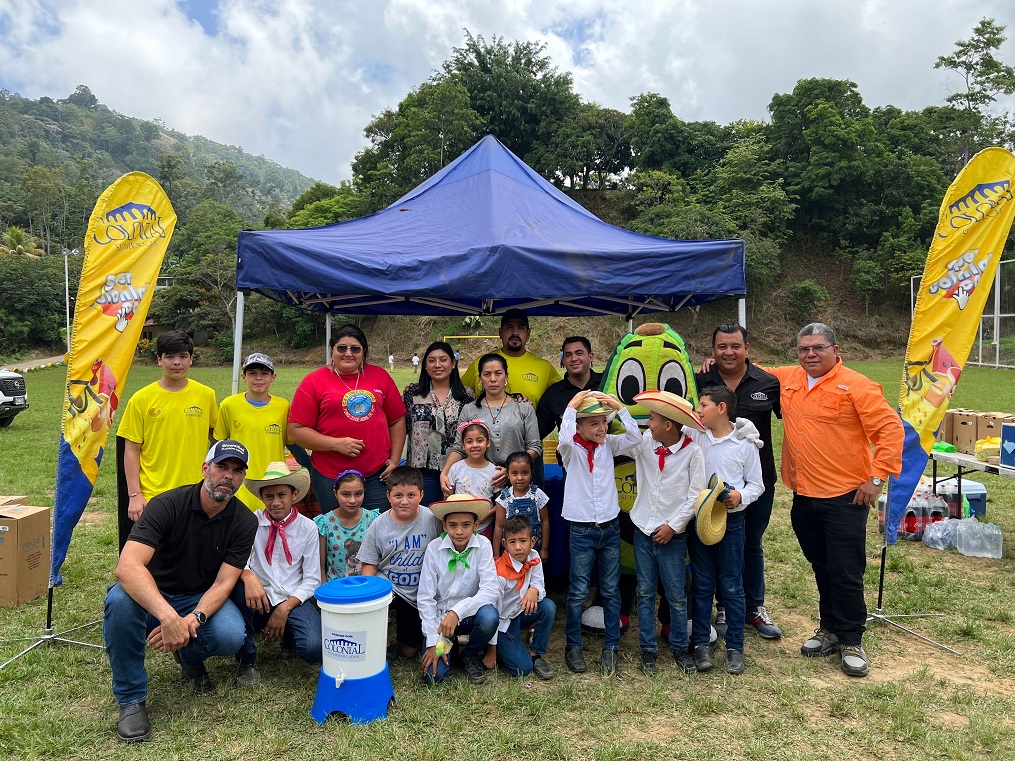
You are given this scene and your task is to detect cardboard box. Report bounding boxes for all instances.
[953,410,980,453]
[0,496,28,507]
[976,412,1015,442]
[1000,422,1015,470]
[0,505,50,607]
[937,408,963,443]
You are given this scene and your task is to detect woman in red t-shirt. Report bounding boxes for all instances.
[288,324,406,513]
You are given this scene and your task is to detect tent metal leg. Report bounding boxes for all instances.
[738,297,747,328]
[325,313,332,365]
[231,290,244,395]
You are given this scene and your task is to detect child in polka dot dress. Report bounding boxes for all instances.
[315,470,379,579]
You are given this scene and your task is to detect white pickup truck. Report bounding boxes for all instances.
[0,369,29,428]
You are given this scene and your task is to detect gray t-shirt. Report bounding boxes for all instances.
[358,506,442,604]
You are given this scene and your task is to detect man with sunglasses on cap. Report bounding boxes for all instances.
[103,439,258,743]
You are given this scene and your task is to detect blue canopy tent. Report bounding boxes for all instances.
[232,135,746,390]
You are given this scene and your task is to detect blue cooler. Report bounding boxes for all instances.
[311,576,395,724]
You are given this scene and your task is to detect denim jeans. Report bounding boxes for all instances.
[422,604,499,685]
[103,582,246,707]
[311,464,387,514]
[419,468,443,507]
[717,485,775,612]
[496,597,557,676]
[633,529,689,653]
[689,511,746,651]
[565,518,622,651]
[790,491,868,646]
[232,582,322,664]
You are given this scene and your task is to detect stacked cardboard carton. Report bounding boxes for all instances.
[0,496,50,607]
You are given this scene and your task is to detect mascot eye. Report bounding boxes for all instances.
[658,360,687,398]
[617,359,646,405]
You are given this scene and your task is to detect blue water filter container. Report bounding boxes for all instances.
[311,576,395,724]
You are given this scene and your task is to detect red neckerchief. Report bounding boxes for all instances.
[656,435,693,472]
[495,551,540,590]
[264,508,298,566]
[572,433,599,472]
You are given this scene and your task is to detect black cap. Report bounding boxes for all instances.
[500,308,529,327]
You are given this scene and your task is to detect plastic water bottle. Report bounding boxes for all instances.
[926,494,948,525]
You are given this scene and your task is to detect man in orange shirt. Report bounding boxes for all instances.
[766,323,902,678]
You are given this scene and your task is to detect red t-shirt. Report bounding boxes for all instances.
[288,363,406,479]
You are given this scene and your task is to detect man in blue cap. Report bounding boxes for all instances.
[103,439,258,743]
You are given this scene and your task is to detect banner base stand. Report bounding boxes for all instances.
[0,586,104,671]
[865,543,961,656]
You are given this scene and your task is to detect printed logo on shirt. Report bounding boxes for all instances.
[523,372,538,383]
[263,423,281,435]
[232,420,243,430]
[838,384,849,391]
[342,389,377,422]
[148,407,164,418]
[184,405,204,417]
[750,391,769,401]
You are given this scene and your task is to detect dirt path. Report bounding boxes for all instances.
[0,354,66,372]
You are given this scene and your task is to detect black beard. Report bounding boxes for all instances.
[204,480,236,502]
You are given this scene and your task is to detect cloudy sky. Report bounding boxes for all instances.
[2,0,1013,184]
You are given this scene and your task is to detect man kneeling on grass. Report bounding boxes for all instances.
[103,441,257,743]
[231,461,322,686]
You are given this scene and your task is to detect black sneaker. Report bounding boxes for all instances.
[839,645,869,677]
[725,648,745,675]
[639,651,657,675]
[116,702,150,743]
[463,656,488,685]
[801,628,839,658]
[235,662,261,687]
[600,649,620,677]
[565,647,587,673]
[671,649,697,674]
[692,644,714,672]
[531,656,554,680]
[181,665,214,694]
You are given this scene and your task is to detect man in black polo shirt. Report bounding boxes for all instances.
[695,323,783,640]
[103,439,258,743]
[537,336,602,441]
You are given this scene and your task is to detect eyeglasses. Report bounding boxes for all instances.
[796,344,833,355]
[334,345,363,354]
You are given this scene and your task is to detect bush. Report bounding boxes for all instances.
[788,279,829,317]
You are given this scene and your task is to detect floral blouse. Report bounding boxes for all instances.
[402,383,474,470]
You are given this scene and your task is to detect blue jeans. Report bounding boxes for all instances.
[232,582,322,664]
[689,511,746,651]
[634,529,689,653]
[423,604,499,685]
[311,464,388,514]
[496,597,556,676]
[419,468,443,507]
[565,518,621,651]
[717,485,775,612]
[102,582,246,707]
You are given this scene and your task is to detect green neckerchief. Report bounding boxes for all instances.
[447,546,473,572]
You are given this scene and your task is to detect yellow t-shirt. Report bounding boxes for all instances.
[117,379,218,500]
[214,393,291,510]
[461,349,562,409]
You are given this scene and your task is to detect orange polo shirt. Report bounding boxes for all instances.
[767,359,903,499]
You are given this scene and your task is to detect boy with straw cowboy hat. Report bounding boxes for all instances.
[683,385,764,676]
[231,461,322,685]
[628,389,707,677]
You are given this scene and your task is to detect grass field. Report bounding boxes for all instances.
[2,359,1015,760]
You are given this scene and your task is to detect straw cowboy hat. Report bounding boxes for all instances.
[575,395,616,421]
[429,493,491,522]
[243,461,311,499]
[633,390,704,431]
[695,473,731,545]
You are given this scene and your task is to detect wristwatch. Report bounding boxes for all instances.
[870,477,883,487]
[193,610,207,626]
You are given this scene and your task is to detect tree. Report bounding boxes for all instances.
[289,184,361,228]
[0,226,42,257]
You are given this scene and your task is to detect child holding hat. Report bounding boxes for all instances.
[558,390,641,676]
[232,462,322,685]
[683,385,763,675]
[629,389,707,676]
[417,494,500,685]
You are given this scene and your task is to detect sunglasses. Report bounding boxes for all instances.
[334,345,363,354]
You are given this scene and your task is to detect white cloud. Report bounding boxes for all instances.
[1,0,1013,184]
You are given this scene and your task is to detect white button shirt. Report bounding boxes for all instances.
[683,426,764,514]
[630,431,706,536]
[416,533,499,648]
[493,550,546,641]
[558,406,642,523]
[246,509,322,606]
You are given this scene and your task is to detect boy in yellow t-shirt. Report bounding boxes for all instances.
[118,331,217,521]
[214,353,294,510]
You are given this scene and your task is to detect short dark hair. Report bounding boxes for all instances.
[711,323,748,346]
[385,466,423,491]
[700,385,737,419]
[500,308,529,327]
[156,330,193,357]
[561,336,592,354]
[504,451,533,471]
[329,324,369,361]
[503,515,533,538]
